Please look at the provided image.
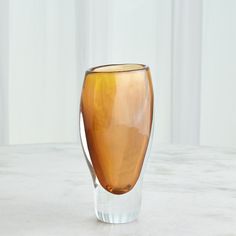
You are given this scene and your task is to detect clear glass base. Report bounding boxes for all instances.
[94,180,142,224]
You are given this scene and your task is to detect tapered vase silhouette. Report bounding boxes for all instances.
[80,64,154,223]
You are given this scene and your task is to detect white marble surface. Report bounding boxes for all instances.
[0,144,236,236]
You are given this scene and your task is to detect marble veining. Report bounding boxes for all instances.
[0,144,236,236]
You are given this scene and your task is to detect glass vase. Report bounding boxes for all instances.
[79,64,154,223]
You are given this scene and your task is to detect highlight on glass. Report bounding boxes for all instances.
[79,64,154,223]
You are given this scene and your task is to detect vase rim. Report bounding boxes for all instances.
[86,63,149,74]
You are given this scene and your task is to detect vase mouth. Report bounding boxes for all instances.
[86,63,149,74]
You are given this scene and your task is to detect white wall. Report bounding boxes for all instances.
[2,0,236,147]
[9,0,78,144]
[0,0,9,144]
[200,0,236,147]
[171,0,202,145]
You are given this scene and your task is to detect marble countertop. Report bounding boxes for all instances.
[0,144,236,236]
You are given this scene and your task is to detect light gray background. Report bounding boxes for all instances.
[0,0,235,148]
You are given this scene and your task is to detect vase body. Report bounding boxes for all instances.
[80,64,154,223]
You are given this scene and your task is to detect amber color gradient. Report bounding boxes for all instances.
[81,64,153,194]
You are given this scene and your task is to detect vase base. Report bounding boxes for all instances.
[96,210,139,224]
[94,180,142,224]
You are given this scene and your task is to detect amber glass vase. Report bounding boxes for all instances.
[80,64,154,223]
